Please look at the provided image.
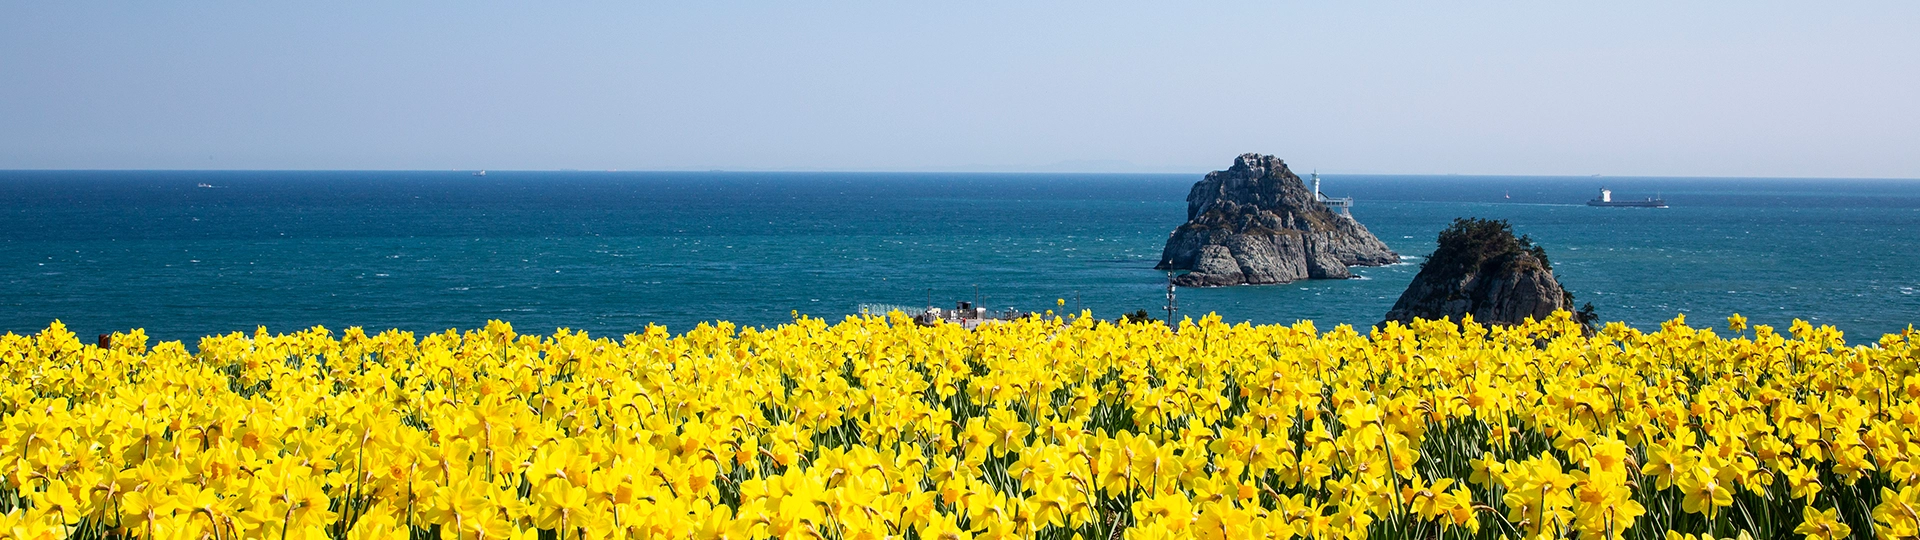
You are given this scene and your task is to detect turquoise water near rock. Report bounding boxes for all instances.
[3,170,1917,344]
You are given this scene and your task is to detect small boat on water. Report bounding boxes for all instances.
[1587,188,1666,208]
[473,170,487,177]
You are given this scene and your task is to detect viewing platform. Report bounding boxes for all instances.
[1312,173,1353,217]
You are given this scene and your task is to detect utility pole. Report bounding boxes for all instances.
[1164,271,1178,324]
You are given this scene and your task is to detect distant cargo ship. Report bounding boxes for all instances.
[1587,188,1666,208]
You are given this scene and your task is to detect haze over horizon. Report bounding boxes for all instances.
[3,2,1917,178]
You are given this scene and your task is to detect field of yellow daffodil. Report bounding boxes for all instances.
[2,311,1918,540]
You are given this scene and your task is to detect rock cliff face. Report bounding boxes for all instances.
[1156,154,1399,287]
[1381,218,1576,326]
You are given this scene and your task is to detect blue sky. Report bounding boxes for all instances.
[2,2,1916,177]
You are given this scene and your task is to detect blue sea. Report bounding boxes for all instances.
[3,170,1917,345]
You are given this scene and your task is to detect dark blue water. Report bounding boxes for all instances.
[3,170,1917,344]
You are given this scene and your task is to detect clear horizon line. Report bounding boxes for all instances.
[2,167,1918,182]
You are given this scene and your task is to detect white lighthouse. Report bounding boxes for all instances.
[1312,172,1354,217]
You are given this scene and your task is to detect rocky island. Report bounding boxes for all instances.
[1380,217,1590,327]
[1156,153,1399,286]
